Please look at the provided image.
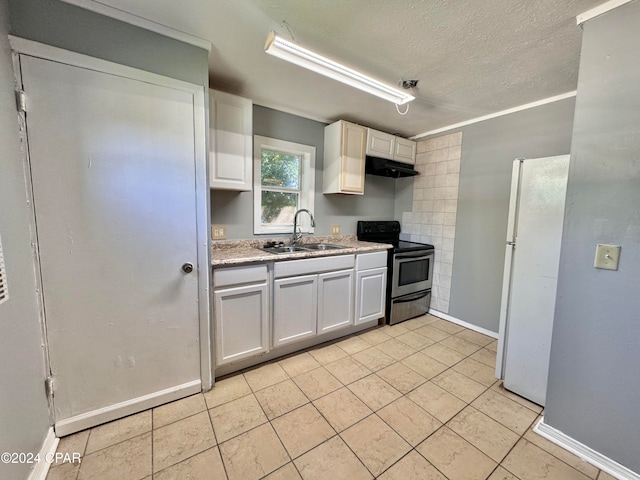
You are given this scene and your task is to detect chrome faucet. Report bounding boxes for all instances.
[292,209,315,245]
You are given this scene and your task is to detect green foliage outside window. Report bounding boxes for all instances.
[260,149,301,224]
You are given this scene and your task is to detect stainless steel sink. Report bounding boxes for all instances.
[261,245,311,254]
[260,243,347,254]
[301,243,346,251]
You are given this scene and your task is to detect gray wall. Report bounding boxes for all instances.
[545,2,640,473]
[8,0,208,86]
[447,98,575,332]
[0,1,51,478]
[211,105,398,239]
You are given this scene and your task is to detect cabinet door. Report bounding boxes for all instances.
[273,275,318,347]
[339,122,366,194]
[318,269,354,334]
[366,128,395,160]
[214,283,268,365]
[355,267,387,324]
[394,137,416,165]
[210,89,252,191]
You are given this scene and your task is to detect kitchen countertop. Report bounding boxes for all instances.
[211,235,391,267]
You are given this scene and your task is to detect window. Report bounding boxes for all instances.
[253,136,315,234]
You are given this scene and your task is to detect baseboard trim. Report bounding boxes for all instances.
[28,427,59,480]
[534,417,640,480]
[429,309,499,339]
[54,380,201,437]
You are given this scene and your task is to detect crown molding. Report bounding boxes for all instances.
[60,0,211,51]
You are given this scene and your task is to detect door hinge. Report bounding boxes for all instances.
[45,376,54,399]
[15,90,26,113]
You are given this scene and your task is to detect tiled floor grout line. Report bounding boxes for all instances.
[205,400,230,480]
[319,323,492,478]
[335,411,383,478]
[49,316,603,480]
[245,378,298,478]
[358,323,515,479]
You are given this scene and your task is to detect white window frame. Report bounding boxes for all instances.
[253,135,316,235]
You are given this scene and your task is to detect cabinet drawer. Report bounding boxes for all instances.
[274,254,354,278]
[356,251,388,271]
[213,264,268,288]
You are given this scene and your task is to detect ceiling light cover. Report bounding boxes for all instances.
[264,32,415,105]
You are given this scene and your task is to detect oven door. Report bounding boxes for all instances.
[392,250,433,298]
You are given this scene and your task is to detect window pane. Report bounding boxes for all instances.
[261,191,298,225]
[261,149,300,189]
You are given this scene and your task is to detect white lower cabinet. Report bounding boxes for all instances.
[214,252,387,370]
[273,274,318,347]
[355,267,387,324]
[318,269,354,334]
[355,251,388,324]
[213,264,269,366]
[214,283,268,365]
[273,255,356,348]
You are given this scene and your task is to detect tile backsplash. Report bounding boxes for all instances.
[402,132,462,313]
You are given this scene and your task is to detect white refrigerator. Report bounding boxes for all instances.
[496,155,569,406]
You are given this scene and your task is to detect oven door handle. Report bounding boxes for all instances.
[393,290,431,303]
[395,252,433,260]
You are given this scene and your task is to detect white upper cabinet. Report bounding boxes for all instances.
[209,89,253,191]
[366,127,416,165]
[394,137,417,165]
[323,120,366,195]
[366,128,395,159]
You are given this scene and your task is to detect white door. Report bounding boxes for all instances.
[21,55,202,433]
[317,269,354,334]
[497,155,569,406]
[273,275,318,347]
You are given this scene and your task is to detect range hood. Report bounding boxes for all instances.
[365,156,419,178]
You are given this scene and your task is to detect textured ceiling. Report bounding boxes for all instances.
[95,0,603,136]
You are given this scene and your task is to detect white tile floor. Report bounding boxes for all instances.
[47,314,610,480]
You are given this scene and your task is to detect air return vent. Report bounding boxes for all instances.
[0,234,8,305]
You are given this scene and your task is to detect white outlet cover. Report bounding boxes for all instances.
[594,244,621,270]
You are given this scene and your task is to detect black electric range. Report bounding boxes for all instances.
[357,221,434,325]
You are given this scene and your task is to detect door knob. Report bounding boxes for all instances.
[182,263,194,274]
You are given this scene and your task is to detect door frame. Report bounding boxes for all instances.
[9,36,213,405]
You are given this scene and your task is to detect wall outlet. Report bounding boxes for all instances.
[594,244,621,270]
[212,225,227,240]
[331,224,340,235]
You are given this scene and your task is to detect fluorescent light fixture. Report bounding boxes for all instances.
[264,32,415,105]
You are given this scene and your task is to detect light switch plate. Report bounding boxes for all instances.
[594,244,621,270]
[212,225,227,240]
[331,224,340,235]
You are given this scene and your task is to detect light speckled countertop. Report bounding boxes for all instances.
[211,235,391,267]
